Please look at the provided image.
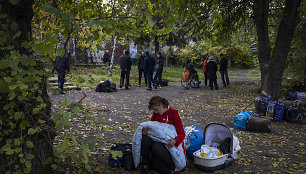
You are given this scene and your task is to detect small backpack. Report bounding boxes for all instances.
[185,124,203,158]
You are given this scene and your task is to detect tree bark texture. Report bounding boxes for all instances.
[109,36,117,77]
[254,0,271,93]
[254,0,301,100]
[268,0,301,100]
[0,1,55,173]
[154,34,160,55]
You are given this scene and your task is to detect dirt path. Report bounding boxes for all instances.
[50,69,305,174]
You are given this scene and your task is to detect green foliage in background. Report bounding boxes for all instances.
[166,42,255,69]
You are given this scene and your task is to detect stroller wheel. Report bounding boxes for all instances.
[224,157,235,167]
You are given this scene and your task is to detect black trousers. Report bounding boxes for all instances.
[57,73,66,91]
[209,78,218,90]
[220,70,229,87]
[120,69,130,88]
[138,69,147,85]
[141,135,175,173]
[203,73,208,86]
[154,71,163,86]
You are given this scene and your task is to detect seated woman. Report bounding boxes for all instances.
[141,96,185,174]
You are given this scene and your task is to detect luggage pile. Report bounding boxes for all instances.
[280,91,306,123]
[234,91,305,133]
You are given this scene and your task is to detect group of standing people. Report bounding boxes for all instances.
[138,51,164,91]
[202,54,230,90]
[118,50,165,91]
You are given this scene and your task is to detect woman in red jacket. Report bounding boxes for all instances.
[141,96,185,174]
[202,56,208,86]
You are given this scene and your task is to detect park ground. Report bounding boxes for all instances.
[50,68,305,174]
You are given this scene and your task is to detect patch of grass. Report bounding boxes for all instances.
[63,65,258,88]
[247,68,261,76]
[64,65,191,88]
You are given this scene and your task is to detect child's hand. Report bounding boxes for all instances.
[142,127,149,135]
[166,139,176,148]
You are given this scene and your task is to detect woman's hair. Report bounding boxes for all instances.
[148,96,169,110]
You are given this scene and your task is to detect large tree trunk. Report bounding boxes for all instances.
[268,0,301,100]
[154,34,160,55]
[0,1,55,173]
[254,0,271,93]
[109,36,117,77]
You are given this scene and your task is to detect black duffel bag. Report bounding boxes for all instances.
[285,91,298,100]
[286,107,304,123]
[161,79,169,86]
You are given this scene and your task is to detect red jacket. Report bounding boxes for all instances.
[202,58,208,74]
[151,107,185,147]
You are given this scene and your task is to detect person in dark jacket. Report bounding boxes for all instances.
[103,50,110,66]
[119,50,132,90]
[138,51,147,87]
[144,51,157,91]
[206,56,219,90]
[219,54,229,87]
[55,54,70,94]
[154,52,164,88]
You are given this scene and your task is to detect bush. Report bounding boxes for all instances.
[225,45,254,68]
[167,42,255,69]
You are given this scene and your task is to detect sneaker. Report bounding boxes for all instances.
[138,84,141,87]
[158,85,162,89]
[170,170,178,174]
[60,91,65,94]
[141,165,150,174]
[125,87,129,90]
[147,88,152,91]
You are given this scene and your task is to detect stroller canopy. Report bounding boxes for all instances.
[203,123,241,154]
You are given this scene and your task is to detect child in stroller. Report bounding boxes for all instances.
[181,63,201,88]
[182,66,190,90]
[187,63,201,88]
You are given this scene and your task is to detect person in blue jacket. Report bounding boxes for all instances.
[144,51,157,91]
[55,54,70,94]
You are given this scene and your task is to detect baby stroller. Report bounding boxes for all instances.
[193,123,241,172]
[181,63,201,88]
